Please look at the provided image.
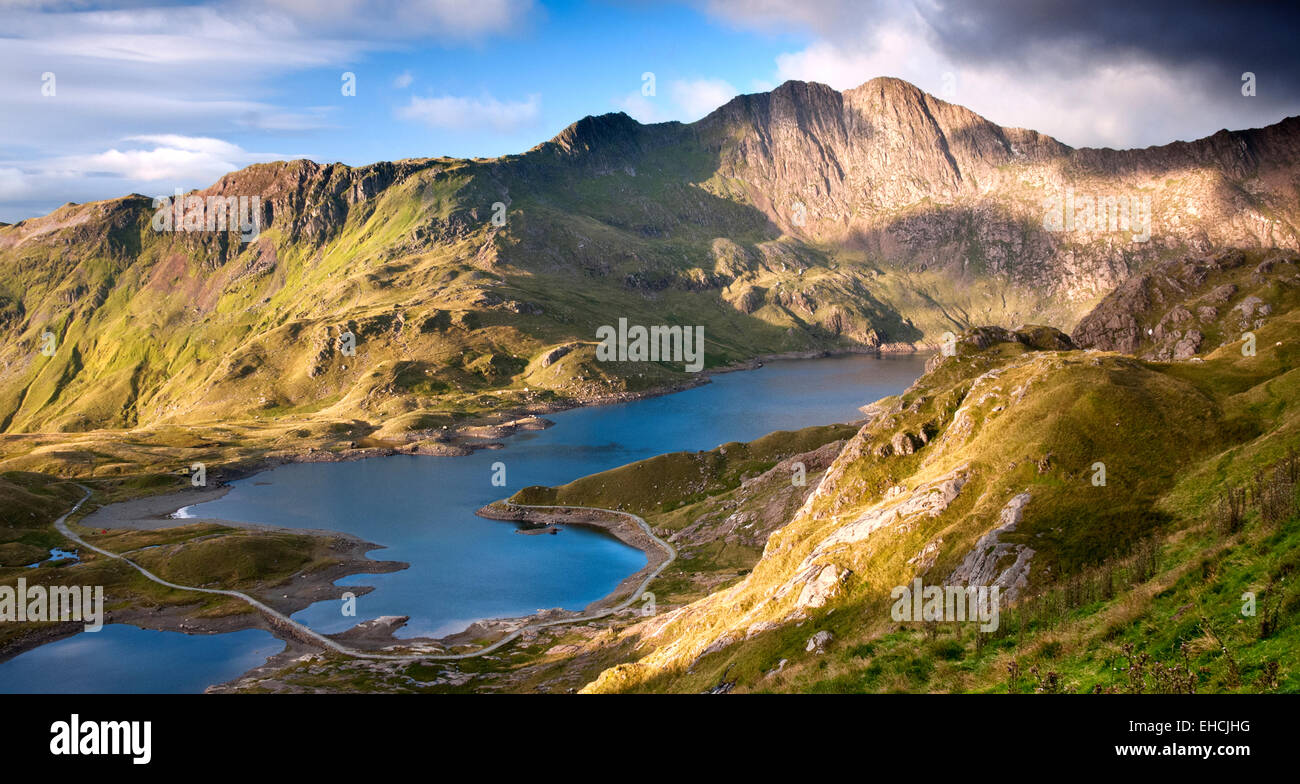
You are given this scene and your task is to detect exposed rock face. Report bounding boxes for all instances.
[891,431,919,455]
[670,437,848,552]
[203,158,442,247]
[795,564,850,610]
[964,325,1076,353]
[1172,330,1203,360]
[1205,283,1238,304]
[692,78,1300,308]
[5,76,1300,432]
[928,325,1076,370]
[805,630,834,654]
[1233,296,1272,326]
[695,79,1067,234]
[948,492,1036,602]
[538,342,580,368]
[1072,248,1300,359]
[799,466,968,560]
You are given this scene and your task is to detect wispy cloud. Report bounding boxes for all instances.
[61,135,286,182]
[0,0,536,220]
[0,135,293,213]
[669,78,739,121]
[258,0,537,41]
[397,93,542,132]
[616,78,738,124]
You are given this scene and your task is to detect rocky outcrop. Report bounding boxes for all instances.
[202,158,441,247]
[1172,330,1203,360]
[1072,248,1300,359]
[948,492,1035,601]
[891,430,920,455]
[799,465,968,560]
[538,342,580,368]
[794,564,850,610]
[805,630,834,654]
[690,78,1300,310]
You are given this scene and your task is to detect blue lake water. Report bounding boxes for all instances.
[0,352,925,691]
[0,626,283,694]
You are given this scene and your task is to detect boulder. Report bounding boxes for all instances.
[539,342,580,368]
[891,431,919,455]
[1172,330,1203,360]
[805,630,834,654]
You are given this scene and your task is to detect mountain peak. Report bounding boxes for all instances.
[543,111,649,157]
[851,74,927,94]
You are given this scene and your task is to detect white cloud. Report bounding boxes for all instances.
[0,0,536,221]
[616,91,667,123]
[394,71,414,88]
[127,136,249,157]
[3,6,360,69]
[258,0,535,40]
[668,78,739,121]
[397,93,541,132]
[702,0,1296,149]
[772,31,929,93]
[769,31,1258,149]
[48,135,288,183]
[615,79,738,124]
[0,136,293,219]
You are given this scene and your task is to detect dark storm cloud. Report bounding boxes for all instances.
[919,0,1300,101]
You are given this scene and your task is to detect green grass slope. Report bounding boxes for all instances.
[577,313,1300,693]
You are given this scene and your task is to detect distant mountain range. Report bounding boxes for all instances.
[2,76,1298,434]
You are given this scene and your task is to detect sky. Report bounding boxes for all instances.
[1,0,1297,223]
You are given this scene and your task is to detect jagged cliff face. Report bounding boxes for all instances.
[692,79,1300,306]
[1071,247,1300,359]
[696,79,1067,227]
[1,77,1298,433]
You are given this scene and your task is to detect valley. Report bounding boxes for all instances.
[2,77,1299,695]
[0,352,925,691]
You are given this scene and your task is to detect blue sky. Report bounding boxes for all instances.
[2,0,1296,223]
[299,1,801,163]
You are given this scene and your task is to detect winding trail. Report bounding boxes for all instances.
[53,487,675,663]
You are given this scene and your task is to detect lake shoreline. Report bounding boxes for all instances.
[99,348,927,512]
[475,501,670,613]
[0,525,403,667]
[212,345,924,477]
[13,350,927,687]
[66,482,669,662]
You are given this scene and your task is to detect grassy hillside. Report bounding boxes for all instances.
[197,308,1300,694]
[3,79,1297,451]
[562,311,1300,693]
[509,424,857,516]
